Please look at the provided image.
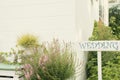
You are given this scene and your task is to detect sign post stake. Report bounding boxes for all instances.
[97,51,102,80]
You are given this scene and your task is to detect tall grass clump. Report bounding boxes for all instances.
[22,39,79,80]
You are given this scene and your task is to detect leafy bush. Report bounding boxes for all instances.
[103,60,120,80]
[109,4,120,39]
[89,21,117,40]
[87,21,120,80]
[22,39,79,80]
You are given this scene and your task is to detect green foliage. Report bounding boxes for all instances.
[0,52,6,63]
[0,34,39,64]
[0,48,23,64]
[0,33,79,80]
[37,52,75,80]
[22,39,77,80]
[87,51,98,80]
[87,21,120,80]
[17,34,39,48]
[109,4,120,39]
[89,21,117,40]
[103,61,120,80]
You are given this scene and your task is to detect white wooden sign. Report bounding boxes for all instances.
[79,41,120,51]
[79,41,120,80]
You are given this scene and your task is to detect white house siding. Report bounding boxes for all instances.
[0,0,100,80]
[0,0,76,51]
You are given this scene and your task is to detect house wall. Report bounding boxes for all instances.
[0,0,99,80]
[0,0,76,51]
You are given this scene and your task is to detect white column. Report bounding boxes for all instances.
[103,0,109,26]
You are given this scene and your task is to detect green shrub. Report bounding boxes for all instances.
[17,34,39,48]
[37,51,75,80]
[89,21,117,40]
[103,60,120,80]
[109,4,120,39]
[87,21,120,80]
[22,39,78,80]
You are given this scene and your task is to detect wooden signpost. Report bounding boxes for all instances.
[79,41,120,80]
